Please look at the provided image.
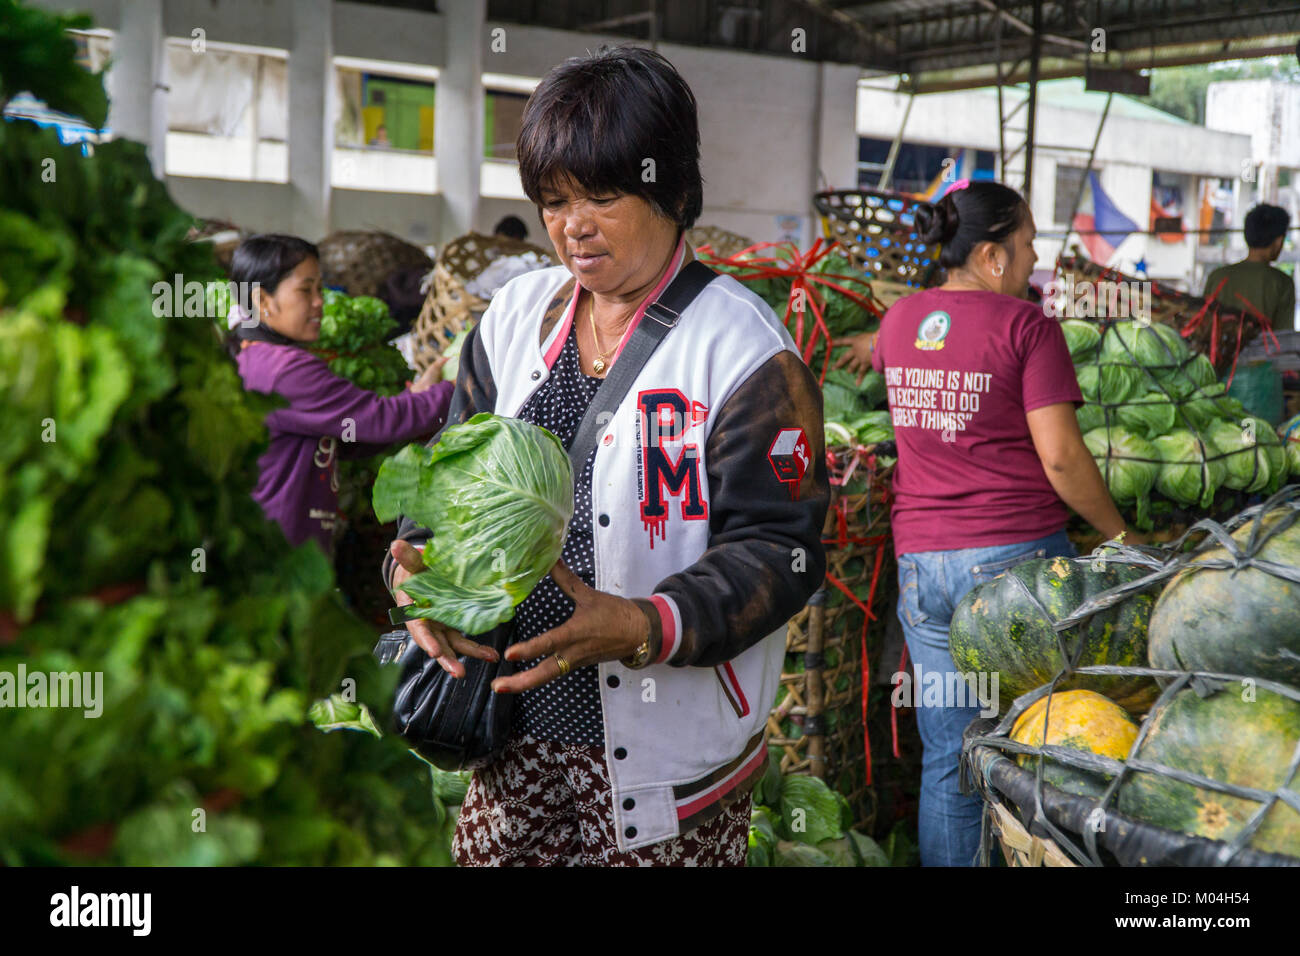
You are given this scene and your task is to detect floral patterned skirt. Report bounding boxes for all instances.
[451,735,751,867]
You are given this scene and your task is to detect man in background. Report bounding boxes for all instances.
[492,215,528,241]
[1203,203,1296,332]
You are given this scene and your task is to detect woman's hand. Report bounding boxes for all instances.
[832,331,876,384]
[490,561,650,694]
[388,540,499,677]
[410,356,448,394]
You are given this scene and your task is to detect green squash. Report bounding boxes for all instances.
[949,556,1159,715]
[1117,684,1300,857]
[1148,512,1300,688]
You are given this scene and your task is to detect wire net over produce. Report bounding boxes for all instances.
[962,486,1300,866]
[1064,316,1290,530]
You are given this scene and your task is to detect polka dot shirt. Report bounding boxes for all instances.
[511,324,606,746]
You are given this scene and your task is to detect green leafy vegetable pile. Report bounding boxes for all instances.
[0,1,453,865]
[311,289,413,396]
[822,367,892,450]
[1067,318,1290,529]
[745,749,914,866]
[374,413,574,634]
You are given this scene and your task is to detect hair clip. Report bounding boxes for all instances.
[229,302,255,329]
[944,178,971,197]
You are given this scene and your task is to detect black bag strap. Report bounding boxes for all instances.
[566,259,717,470]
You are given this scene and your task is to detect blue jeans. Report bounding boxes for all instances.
[896,530,1076,867]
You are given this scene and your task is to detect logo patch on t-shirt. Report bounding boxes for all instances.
[914,311,951,351]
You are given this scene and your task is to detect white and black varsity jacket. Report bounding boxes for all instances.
[383,237,830,850]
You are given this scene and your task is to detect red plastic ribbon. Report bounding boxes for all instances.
[696,239,883,384]
[1179,277,1280,389]
[1225,290,1281,389]
[821,532,890,786]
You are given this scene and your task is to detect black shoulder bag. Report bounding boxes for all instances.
[374,260,717,770]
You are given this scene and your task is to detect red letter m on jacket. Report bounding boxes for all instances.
[638,389,707,547]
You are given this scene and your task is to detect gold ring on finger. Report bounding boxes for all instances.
[554,654,570,677]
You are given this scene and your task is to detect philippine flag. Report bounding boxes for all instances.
[916,148,978,201]
[1073,171,1138,264]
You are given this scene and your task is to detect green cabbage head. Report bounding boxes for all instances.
[1152,429,1225,510]
[1075,362,1143,405]
[1176,383,1247,432]
[373,413,574,633]
[1151,353,1217,400]
[1061,320,1102,361]
[1114,391,1175,439]
[1082,426,1159,527]
[1206,417,1286,494]
[1076,402,1108,434]
[1099,321,1189,368]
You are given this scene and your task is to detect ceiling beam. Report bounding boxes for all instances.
[973,0,1091,49]
[787,0,900,55]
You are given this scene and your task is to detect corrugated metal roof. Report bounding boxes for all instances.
[478,0,1300,81]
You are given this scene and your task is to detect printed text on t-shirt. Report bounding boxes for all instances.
[884,367,994,433]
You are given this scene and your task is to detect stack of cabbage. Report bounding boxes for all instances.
[1063,319,1289,528]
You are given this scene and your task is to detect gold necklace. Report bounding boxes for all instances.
[588,298,616,374]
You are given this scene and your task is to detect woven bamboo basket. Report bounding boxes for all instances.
[685,225,756,260]
[409,232,553,373]
[768,453,896,828]
[317,230,433,300]
[814,190,940,288]
[1056,252,1259,377]
[185,218,244,273]
[986,799,1078,867]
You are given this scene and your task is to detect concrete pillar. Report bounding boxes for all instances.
[290,0,332,240]
[815,62,862,193]
[106,0,164,177]
[436,0,485,243]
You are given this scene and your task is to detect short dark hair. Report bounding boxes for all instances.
[493,215,528,241]
[517,46,703,231]
[230,234,319,310]
[1244,204,1290,249]
[913,180,1029,271]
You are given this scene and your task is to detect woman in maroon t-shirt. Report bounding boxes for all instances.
[838,180,1145,866]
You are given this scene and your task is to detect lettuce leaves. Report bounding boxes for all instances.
[311,290,411,397]
[374,414,574,634]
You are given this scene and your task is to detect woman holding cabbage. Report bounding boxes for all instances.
[838,180,1145,866]
[380,48,830,866]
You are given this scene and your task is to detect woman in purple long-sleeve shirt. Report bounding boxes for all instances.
[229,234,452,554]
